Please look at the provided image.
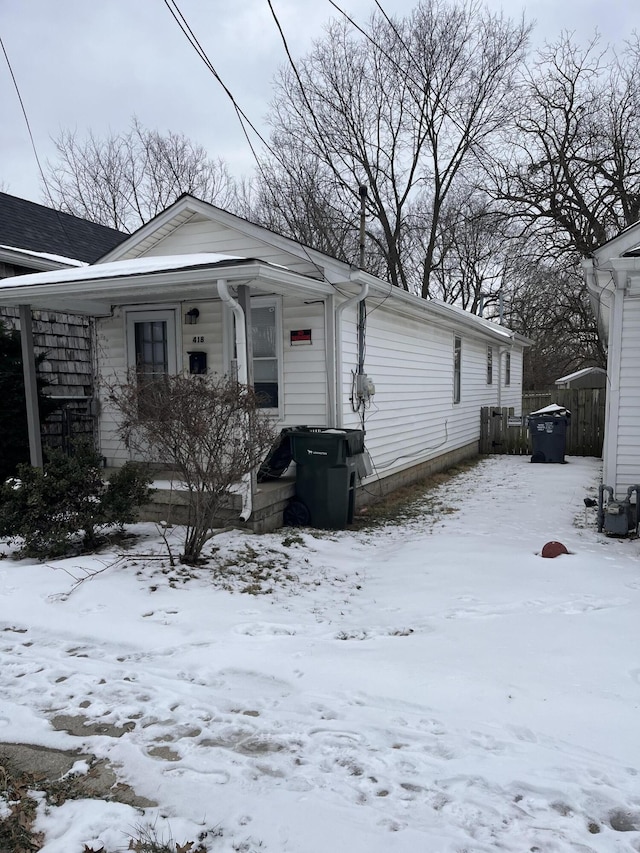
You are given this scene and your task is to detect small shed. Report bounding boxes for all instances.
[554,367,606,390]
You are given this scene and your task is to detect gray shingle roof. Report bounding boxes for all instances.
[0,192,127,263]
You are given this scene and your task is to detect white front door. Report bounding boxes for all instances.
[124,309,179,463]
[126,309,178,377]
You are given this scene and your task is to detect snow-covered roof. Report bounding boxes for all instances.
[554,366,606,385]
[0,251,334,314]
[0,253,246,289]
[428,297,516,342]
[0,244,86,268]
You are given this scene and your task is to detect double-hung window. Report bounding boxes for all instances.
[251,301,279,408]
[487,345,493,385]
[228,296,281,411]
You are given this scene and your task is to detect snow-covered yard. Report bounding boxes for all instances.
[2,454,640,852]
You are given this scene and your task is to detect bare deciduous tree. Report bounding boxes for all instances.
[489,33,640,262]
[110,375,277,564]
[45,116,236,232]
[430,188,511,313]
[258,0,529,295]
[503,261,605,389]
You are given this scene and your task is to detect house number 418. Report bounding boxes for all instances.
[192,336,205,343]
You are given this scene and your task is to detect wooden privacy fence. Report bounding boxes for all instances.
[480,388,606,457]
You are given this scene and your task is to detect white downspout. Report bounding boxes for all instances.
[335,276,369,428]
[217,279,252,521]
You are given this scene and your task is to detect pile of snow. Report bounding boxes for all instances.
[1,455,640,852]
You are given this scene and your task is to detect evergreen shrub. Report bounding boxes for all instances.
[0,441,153,559]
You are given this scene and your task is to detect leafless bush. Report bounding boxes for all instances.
[110,375,277,564]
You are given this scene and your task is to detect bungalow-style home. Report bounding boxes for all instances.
[554,366,606,390]
[0,192,126,448]
[582,223,640,498]
[0,195,530,530]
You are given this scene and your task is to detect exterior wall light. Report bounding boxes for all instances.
[185,308,200,325]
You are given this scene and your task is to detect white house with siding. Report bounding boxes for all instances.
[0,195,529,530]
[583,222,640,497]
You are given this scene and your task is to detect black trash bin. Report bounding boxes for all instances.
[284,427,364,529]
[528,405,571,463]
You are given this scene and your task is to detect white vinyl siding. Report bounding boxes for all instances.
[345,301,513,478]
[181,300,225,379]
[615,297,640,492]
[137,216,320,278]
[282,298,327,425]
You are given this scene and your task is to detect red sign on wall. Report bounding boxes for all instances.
[290,329,312,345]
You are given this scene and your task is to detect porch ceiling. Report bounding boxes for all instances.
[0,254,334,316]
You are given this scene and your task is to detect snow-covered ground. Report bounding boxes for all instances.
[2,454,640,852]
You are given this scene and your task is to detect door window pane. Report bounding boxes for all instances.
[134,321,168,378]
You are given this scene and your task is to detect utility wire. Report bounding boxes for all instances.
[0,33,77,247]
[326,0,423,94]
[162,0,326,278]
[1,34,53,206]
[266,0,375,229]
[162,0,273,167]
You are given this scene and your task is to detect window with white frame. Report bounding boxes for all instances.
[505,351,511,386]
[251,301,279,408]
[487,345,493,385]
[229,296,281,410]
[453,335,461,403]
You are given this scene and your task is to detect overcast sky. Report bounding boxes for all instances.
[1,0,637,208]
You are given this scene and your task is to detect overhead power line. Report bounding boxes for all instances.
[0,34,54,205]
[161,0,275,168]
[0,33,76,245]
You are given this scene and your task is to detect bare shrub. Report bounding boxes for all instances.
[110,375,278,564]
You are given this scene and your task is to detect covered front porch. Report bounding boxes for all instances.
[0,253,362,531]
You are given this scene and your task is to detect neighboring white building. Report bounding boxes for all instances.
[583,222,640,497]
[0,195,530,528]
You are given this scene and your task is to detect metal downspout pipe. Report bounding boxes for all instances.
[335,277,368,428]
[217,279,252,522]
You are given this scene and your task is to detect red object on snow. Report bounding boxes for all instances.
[541,541,569,558]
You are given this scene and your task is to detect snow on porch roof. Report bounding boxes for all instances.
[0,252,333,314]
[0,252,250,289]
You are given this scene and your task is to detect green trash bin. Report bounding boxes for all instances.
[284,428,364,529]
[528,404,571,463]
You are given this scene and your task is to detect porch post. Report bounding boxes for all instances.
[18,304,43,468]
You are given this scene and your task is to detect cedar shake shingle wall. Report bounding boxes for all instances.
[0,194,127,440]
